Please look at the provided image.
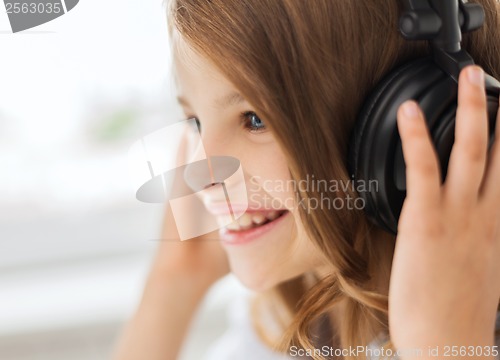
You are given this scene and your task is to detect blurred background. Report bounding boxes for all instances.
[0,1,243,359]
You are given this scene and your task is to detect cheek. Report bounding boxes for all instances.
[223,210,323,292]
[240,145,296,210]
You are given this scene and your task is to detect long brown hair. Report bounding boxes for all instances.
[167,1,500,359]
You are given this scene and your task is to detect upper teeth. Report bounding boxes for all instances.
[220,210,282,231]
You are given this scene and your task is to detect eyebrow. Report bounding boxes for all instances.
[215,91,245,108]
[176,91,245,110]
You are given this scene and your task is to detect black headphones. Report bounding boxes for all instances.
[348,0,500,235]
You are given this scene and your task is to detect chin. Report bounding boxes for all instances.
[229,261,282,292]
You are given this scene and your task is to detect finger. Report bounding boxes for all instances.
[397,100,441,206]
[444,66,488,205]
[480,92,500,207]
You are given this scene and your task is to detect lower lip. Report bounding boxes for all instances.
[219,211,290,246]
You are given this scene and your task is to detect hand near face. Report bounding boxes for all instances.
[154,128,229,289]
[389,65,500,359]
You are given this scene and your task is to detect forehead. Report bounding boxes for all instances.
[172,32,235,98]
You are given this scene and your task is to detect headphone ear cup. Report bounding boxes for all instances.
[349,57,441,234]
[348,57,500,234]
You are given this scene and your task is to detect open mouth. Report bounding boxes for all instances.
[224,209,288,232]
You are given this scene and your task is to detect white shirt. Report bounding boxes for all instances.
[203,289,500,360]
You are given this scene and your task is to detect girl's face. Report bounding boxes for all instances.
[173,36,327,291]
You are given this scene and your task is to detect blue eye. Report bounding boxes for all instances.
[242,111,266,133]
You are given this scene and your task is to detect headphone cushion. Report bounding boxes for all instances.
[349,57,447,233]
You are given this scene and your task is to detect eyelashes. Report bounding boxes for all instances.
[185,111,267,134]
[240,111,267,133]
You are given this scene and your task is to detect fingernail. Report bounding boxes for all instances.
[402,101,419,118]
[467,66,484,87]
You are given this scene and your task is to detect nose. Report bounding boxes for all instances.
[183,128,248,208]
[183,155,240,191]
[182,155,249,218]
[185,125,240,180]
[200,126,229,157]
[184,125,229,162]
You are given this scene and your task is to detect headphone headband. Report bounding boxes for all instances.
[399,0,485,80]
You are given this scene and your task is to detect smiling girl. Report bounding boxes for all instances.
[114,1,500,359]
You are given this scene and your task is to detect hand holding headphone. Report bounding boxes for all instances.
[348,0,500,234]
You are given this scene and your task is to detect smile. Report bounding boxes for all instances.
[217,209,289,245]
